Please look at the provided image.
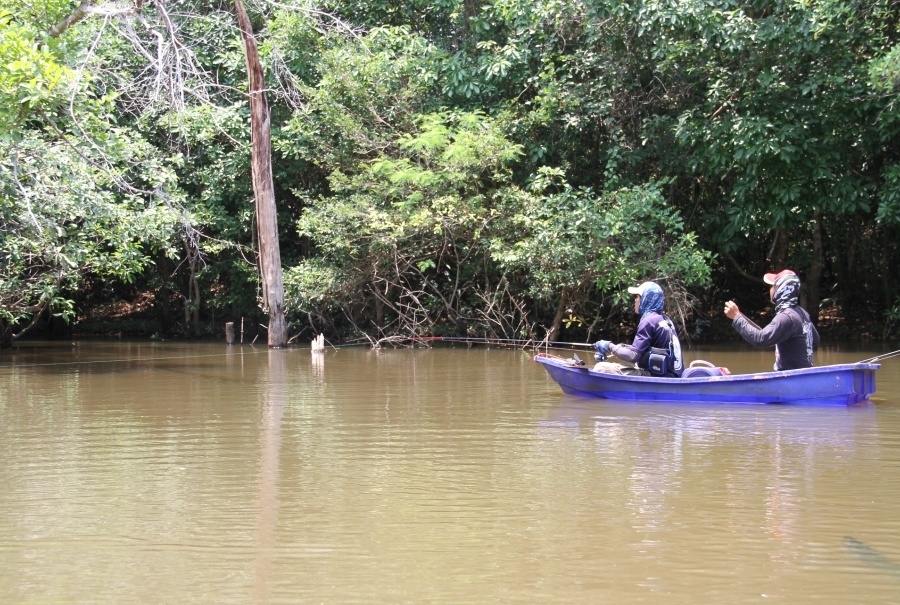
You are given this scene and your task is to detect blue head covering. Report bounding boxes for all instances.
[628,281,665,315]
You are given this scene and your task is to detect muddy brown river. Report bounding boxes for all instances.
[1,342,899,603]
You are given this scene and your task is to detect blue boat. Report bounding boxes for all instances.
[535,353,880,405]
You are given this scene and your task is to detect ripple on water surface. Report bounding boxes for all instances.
[1,344,900,603]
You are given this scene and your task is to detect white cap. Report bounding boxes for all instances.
[627,282,652,296]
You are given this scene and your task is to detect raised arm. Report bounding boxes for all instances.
[731,312,794,347]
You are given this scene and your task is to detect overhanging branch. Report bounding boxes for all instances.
[49,0,135,37]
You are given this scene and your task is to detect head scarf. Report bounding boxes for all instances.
[772,273,801,312]
[633,281,665,315]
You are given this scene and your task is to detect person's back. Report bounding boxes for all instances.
[781,306,817,369]
[631,309,683,376]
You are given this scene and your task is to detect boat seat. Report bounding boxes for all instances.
[682,360,728,378]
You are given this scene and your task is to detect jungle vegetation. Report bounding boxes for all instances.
[1,0,898,347]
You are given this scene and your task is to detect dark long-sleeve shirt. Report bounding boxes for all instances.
[732,306,819,370]
[610,311,682,376]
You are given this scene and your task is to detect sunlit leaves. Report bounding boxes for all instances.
[0,24,73,129]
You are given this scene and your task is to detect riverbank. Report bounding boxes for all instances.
[16,296,895,348]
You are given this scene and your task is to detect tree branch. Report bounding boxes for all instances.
[723,250,763,284]
[49,0,135,37]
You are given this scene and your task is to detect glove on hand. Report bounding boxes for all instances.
[593,340,612,355]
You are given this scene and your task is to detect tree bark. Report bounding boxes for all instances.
[806,215,824,323]
[0,320,10,349]
[767,228,789,268]
[235,0,286,347]
[49,0,93,37]
[548,289,568,341]
[48,0,134,38]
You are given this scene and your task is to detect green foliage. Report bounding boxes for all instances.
[291,103,709,334]
[2,0,898,343]
[0,19,73,130]
[292,110,522,316]
[876,164,900,226]
[0,131,180,329]
[277,26,443,170]
[638,1,898,244]
[0,0,185,340]
[283,258,347,314]
[490,177,711,301]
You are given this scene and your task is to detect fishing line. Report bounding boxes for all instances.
[0,335,595,370]
[0,349,275,369]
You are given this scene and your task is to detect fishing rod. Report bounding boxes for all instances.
[420,336,593,349]
[859,349,900,364]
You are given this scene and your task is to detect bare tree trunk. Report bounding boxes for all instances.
[235,0,286,347]
[459,0,482,46]
[190,269,200,330]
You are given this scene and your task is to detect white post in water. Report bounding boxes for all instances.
[225,322,235,345]
[311,333,325,352]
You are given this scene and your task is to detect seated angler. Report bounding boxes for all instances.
[592,281,684,377]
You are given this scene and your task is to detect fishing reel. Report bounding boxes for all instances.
[593,339,611,362]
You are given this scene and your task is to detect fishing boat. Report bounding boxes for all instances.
[534,353,880,405]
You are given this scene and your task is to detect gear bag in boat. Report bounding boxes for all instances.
[643,317,683,377]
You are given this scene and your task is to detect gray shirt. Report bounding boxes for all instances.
[732,306,819,370]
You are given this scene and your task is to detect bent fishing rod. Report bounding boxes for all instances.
[860,349,900,364]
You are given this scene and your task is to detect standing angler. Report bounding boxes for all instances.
[723,269,820,370]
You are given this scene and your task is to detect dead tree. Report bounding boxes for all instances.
[234,0,286,347]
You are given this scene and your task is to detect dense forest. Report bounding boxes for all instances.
[2,0,899,347]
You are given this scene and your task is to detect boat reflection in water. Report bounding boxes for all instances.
[537,397,879,579]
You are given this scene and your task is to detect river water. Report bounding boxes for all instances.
[0,341,899,603]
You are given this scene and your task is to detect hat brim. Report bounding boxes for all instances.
[764,270,797,285]
[627,286,642,295]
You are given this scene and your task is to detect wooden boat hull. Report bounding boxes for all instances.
[534,354,879,405]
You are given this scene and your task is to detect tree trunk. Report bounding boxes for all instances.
[235,0,286,347]
[548,289,568,341]
[375,290,385,329]
[0,321,10,349]
[459,0,482,46]
[806,215,824,323]
[767,228,789,268]
[48,0,93,37]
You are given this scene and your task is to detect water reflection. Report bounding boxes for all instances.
[1,343,899,603]
[311,348,325,383]
[253,350,286,604]
[539,397,883,591]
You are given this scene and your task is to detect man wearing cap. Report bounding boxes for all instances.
[592,281,684,377]
[723,270,819,371]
